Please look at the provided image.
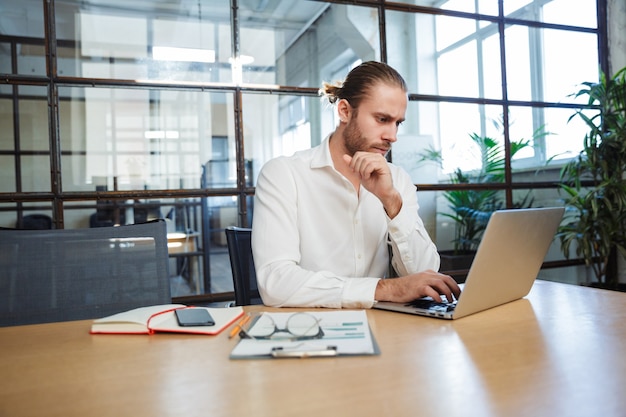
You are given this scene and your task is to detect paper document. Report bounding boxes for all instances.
[230,310,378,359]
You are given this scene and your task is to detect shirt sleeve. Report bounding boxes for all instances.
[251,157,380,309]
[387,167,440,277]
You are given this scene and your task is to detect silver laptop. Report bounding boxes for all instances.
[374,207,564,319]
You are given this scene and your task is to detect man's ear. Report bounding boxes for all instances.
[337,98,351,123]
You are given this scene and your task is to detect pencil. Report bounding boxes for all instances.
[228,314,251,339]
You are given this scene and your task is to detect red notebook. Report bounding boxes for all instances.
[90,304,244,335]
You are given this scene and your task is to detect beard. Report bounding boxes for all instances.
[342,111,368,156]
[342,112,390,157]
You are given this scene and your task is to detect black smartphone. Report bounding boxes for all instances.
[175,308,215,327]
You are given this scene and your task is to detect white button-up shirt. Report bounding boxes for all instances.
[251,136,440,308]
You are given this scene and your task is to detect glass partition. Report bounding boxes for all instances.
[0,0,45,76]
[0,202,54,229]
[54,0,232,83]
[238,2,379,88]
[0,86,49,193]
[242,92,325,183]
[58,86,235,192]
[0,97,13,151]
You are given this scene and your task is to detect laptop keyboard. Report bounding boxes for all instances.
[406,298,456,312]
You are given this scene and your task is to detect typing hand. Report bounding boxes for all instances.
[375,270,461,304]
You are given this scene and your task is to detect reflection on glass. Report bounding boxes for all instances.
[0,98,13,151]
[14,43,47,76]
[0,202,53,229]
[61,196,239,297]
[40,0,383,88]
[59,86,234,192]
[0,0,43,37]
[239,2,379,87]
[203,195,238,294]
[52,0,231,83]
[0,43,9,74]
[243,92,328,185]
[0,156,16,193]
[21,155,50,193]
[18,95,49,152]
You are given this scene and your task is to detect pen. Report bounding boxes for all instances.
[228,314,251,339]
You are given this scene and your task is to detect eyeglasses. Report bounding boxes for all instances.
[239,312,324,341]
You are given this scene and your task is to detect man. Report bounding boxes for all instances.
[252,61,460,308]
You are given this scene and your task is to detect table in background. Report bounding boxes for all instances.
[1,280,625,417]
[167,232,202,293]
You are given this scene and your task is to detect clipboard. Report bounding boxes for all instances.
[229,310,380,359]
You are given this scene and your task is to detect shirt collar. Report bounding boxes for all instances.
[311,134,334,169]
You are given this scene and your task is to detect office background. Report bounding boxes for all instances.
[1,0,625,303]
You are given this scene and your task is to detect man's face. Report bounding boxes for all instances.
[342,82,407,156]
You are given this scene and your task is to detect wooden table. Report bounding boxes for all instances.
[1,280,625,417]
[167,232,202,293]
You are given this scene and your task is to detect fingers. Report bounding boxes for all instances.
[420,272,460,303]
[422,286,446,303]
[346,152,387,179]
[376,271,461,304]
[408,270,461,303]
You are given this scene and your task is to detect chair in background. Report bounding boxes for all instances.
[18,214,53,230]
[0,220,172,327]
[225,226,262,306]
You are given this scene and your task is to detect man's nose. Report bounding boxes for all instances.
[383,125,398,143]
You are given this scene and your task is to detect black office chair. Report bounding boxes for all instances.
[18,214,53,230]
[0,219,172,327]
[225,226,262,306]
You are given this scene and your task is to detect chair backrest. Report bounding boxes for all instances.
[19,214,53,230]
[0,220,171,327]
[225,226,262,306]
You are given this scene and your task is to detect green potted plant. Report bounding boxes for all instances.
[557,66,626,289]
[420,119,538,278]
[439,135,534,279]
[439,132,533,256]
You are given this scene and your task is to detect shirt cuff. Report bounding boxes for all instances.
[387,204,413,240]
[341,277,380,309]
